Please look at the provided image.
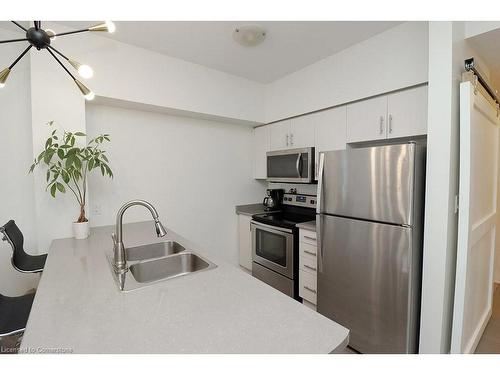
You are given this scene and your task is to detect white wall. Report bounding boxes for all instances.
[419,21,496,354]
[46,23,265,124]
[86,104,266,265]
[264,22,429,122]
[1,21,266,251]
[29,43,88,251]
[0,30,39,295]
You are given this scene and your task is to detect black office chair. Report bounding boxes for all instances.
[0,292,35,336]
[0,220,47,273]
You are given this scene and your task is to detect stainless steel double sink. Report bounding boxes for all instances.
[108,240,217,292]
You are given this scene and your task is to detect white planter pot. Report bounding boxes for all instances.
[73,221,90,240]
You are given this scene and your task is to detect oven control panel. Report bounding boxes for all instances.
[282,193,317,208]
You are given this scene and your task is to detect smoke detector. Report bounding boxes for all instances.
[233,25,266,47]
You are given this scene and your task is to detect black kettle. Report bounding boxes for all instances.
[263,189,284,211]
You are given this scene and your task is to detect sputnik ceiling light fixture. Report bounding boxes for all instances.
[0,21,116,100]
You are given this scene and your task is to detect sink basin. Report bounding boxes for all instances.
[107,239,217,291]
[125,241,185,261]
[129,252,216,284]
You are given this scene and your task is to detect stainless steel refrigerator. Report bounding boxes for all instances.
[316,142,426,354]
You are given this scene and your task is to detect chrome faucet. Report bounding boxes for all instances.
[112,200,167,273]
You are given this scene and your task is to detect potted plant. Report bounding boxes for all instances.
[29,121,113,239]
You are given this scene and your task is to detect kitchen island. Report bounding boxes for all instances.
[21,222,348,353]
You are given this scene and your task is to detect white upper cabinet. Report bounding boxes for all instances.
[346,95,388,143]
[290,115,315,148]
[387,85,428,139]
[269,120,291,151]
[314,106,347,179]
[253,125,270,179]
[255,85,428,180]
[346,85,428,144]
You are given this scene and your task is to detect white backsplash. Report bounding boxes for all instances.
[268,182,318,196]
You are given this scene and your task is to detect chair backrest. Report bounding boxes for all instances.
[0,220,25,267]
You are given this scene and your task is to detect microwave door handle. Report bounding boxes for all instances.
[296,154,302,177]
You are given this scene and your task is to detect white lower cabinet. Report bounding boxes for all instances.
[237,214,252,271]
[298,228,318,309]
[299,270,317,305]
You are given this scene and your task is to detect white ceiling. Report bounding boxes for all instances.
[1,21,401,83]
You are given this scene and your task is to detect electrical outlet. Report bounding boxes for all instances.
[92,204,102,216]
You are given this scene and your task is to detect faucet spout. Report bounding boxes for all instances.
[113,200,167,273]
[154,220,167,237]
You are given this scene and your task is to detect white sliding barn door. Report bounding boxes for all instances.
[451,81,500,353]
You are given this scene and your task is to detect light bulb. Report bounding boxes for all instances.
[105,21,116,33]
[0,83,5,88]
[78,64,94,79]
[84,91,95,101]
[68,60,94,79]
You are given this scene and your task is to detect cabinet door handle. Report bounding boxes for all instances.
[304,286,317,294]
[286,134,289,147]
[303,235,317,241]
[379,116,384,134]
[304,264,317,272]
[303,250,316,257]
[290,133,294,146]
[389,114,393,134]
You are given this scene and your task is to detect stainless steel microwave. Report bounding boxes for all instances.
[266,147,314,183]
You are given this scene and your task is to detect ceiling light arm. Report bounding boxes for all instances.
[46,47,77,81]
[0,38,29,44]
[11,21,27,32]
[8,45,32,70]
[53,28,90,38]
[46,45,70,61]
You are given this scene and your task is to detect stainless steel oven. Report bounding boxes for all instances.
[251,193,316,300]
[267,147,314,183]
[251,221,294,279]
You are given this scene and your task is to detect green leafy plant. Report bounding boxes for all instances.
[29,121,113,223]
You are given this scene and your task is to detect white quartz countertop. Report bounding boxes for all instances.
[21,221,348,353]
[296,220,316,231]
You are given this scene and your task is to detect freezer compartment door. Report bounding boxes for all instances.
[317,214,420,353]
[319,143,422,225]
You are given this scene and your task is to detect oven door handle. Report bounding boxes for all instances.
[296,153,302,177]
[250,221,294,234]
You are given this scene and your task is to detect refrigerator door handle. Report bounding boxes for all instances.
[317,214,324,272]
[316,152,325,272]
[316,152,325,214]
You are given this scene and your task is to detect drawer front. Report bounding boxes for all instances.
[299,229,317,245]
[300,241,317,258]
[300,255,317,274]
[299,270,317,304]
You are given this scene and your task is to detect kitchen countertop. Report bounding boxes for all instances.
[296,220,316,231]
[235,203,276,216]
[21,221,348,353]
